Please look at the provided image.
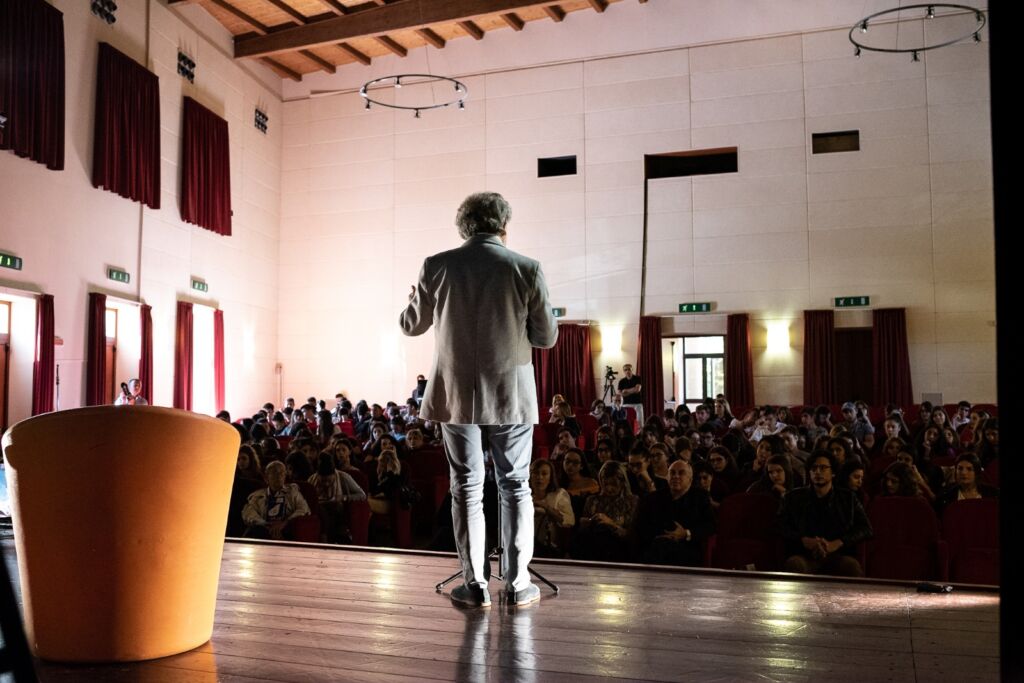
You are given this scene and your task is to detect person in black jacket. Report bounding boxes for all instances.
[778,450,872,577]
[636,460,715,567]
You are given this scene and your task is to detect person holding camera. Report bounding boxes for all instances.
[114,378,147,405]
[617,364,644,428]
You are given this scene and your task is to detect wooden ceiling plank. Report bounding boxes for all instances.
[234,0,584,58]
[458,20,485,40]
[314,0,349,12]
[209,0,270,34]
[375,34,408,57]
[416,27,446,49]
[299,48,337,73]
[264,0,309,24]
[337,41,372,64]
[261,57,302,81]
[543,4,566,22]
[587,0,608,12]
[500,12,525,30]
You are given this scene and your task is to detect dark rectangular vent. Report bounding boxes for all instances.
[812,130,860,154]
[644,147,738,179]
[538,155,577,177]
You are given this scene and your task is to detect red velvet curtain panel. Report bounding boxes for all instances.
[725,313,755,410]
[92,43,160,208]
[872,308,914,406]
[532,346,552,423]
[139,303,153,404]
[31,294,55,415]
[549,324,595,409]
[181,97,231,236]
[85,293,107,406]
[214,309,225,413]
[637,316,664,424]
[803,310,836,405]
[173,301,193,410]
[0,0,65,170]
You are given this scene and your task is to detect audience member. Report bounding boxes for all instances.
[573,462,638,562]
[530,460,574,558]
[241,461,311,540]
[637,461,714,567]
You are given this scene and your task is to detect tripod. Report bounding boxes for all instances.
[435,476,559,598]
[601,375,616,403]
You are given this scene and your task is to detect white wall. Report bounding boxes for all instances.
[0,0,283,423]
[279,3,994,407]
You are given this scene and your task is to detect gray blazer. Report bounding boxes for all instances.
[399,234,558,425]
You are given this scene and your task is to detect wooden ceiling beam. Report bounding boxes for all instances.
[261,57,302,81]
[264,0,309,24]
[234,0,577,58]
[543,5,566,22]
[299,49,336,73]
[207,0,270,34]
[416,27,446,49]
[375,35,408,57]
[458,20,485,40]
[313,0,349,14]
[337,41,372,65]
[500,12,525,30]
[587,0,608,12]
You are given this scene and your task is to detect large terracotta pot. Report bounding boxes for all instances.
[1,406,240,662]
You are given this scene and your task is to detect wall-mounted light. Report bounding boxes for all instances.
[766,320,791,355]
[254,108,268,134]
[91,0,117,24]
[600,323,624,357]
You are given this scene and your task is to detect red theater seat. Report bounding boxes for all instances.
[865,496,948,582]
[942,499,999,585]
[707,493,783,572]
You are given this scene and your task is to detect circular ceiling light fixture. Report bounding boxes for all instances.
[849,3,985,61]
[359,74,468,118]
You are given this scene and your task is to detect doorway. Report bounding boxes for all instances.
[665,335,725,410]
[835,327,873,403]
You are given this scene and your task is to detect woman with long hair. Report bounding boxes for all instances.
[571,461,638,562]
[530,459,575,558]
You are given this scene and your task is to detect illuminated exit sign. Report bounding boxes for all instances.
[678,302,712,313]
[835,296,870,308]
[0,252,23,271]
[552,307,566,318]
[191,278,209,293]
[107,267,130,284]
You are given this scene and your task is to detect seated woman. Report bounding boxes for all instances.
[368,446,406,515]
[362,422,389,461]
[713,397,736,432]
[695,463,723,511]
[893,450,940,502]
[561,448,600,520]
[706,446,742,496]
[228,445,265,536]
[740,435,782,491]
[976,418,999,468]
[241,461,311,540]
[746,454,795,499]
[589,399,612,428]
[549,400,582,439]
[935,453,998,513]
[309,451,367,543]
[837,459,869,510]
[880,461,922,498]
[571,462,638,562]
[530,460,575,558]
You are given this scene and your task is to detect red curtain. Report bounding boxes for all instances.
[637,316,664,424]
[139,303,153,404]
[532,324,595,413]
[803,310,836,405]
[725,313,755,410]
[872,308,914,406]
[181,97,232,236]
[214,309,225,413]
[31,293,55,415]
[85,293,107,406]
[0,0,65,170]
[173,301,193,410]
[92,43,160,208]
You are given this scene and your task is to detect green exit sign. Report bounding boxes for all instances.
[107,267,130,284]
[835,296,870,308]
[191,278,208,293]
[552,307,566,318]
[0,252,23,271]
[678,302,712,313]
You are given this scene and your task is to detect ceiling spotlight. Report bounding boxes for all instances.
[414,109,420,118]
[860,20,868,33]
[926,5,935,18]
[458,101,465,110]
[854,46,861,57]
[395,76,402,88]
[912,50,920,62]
[365,100,371,110]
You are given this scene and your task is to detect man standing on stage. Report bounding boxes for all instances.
[400,191,558,608]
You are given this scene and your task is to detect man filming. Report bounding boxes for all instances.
[617,363,644,428]
[114,378,147,405]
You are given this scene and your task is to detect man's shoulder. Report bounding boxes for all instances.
[430,239,540,270]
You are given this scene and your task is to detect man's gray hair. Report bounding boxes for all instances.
[456,192,511,240]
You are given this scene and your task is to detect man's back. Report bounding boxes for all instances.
[400,234,557,425]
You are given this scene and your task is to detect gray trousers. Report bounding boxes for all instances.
[441,423,534,592]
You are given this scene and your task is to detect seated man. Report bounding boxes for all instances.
[241,460,311,540]
[636,460,715,567]
[778,450,872,577]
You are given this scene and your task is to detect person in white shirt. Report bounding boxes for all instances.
[242,461,310,539]
[529,459,574,558]
[114,378,148,405]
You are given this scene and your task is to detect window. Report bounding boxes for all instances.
[812,130,860,154]
[645,148,738,179]
[666,335,725,409]
[105,308,117,402]
[537,155,577,177]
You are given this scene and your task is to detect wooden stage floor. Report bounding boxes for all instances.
[4,540,1000,682]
